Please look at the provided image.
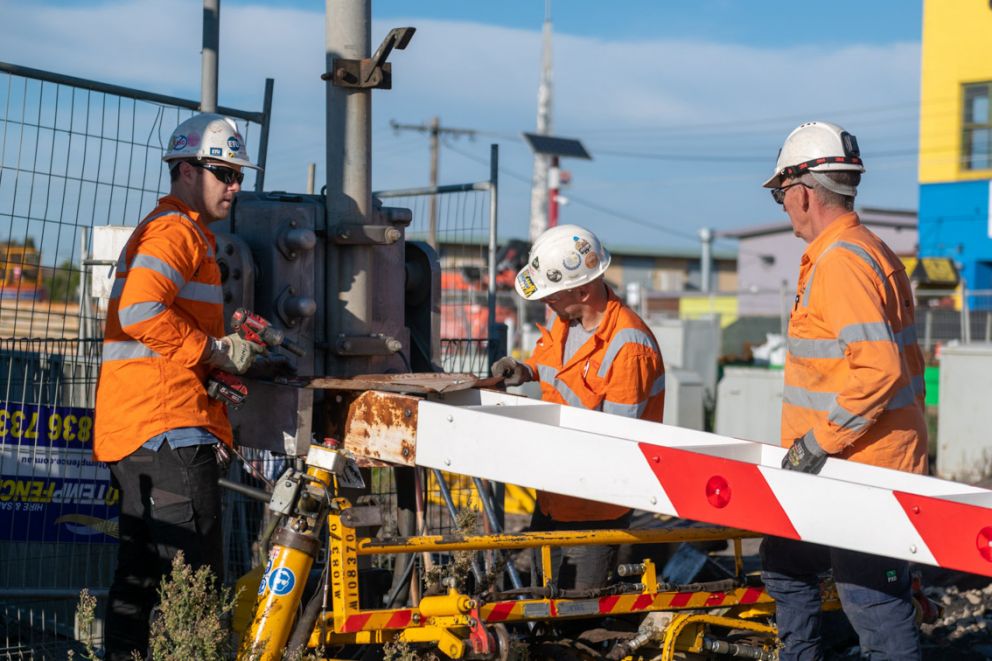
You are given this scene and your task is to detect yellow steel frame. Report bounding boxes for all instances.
[290,505,810,659]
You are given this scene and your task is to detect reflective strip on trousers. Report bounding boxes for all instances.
[102,341,161,362]
[597,328,659,378]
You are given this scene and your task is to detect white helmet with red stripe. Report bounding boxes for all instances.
[163,113,260,170]
[763,121,863,196]
[514,224,611,300]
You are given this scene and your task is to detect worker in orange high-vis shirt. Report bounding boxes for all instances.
[492,225,665,591]
[94,113,264,661]
[759,121,927,661]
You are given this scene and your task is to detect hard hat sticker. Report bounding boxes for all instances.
[574,238,591,254]
[585,253,599,269]
[267,567,296,596]
[546,268,562,283]
[187,132,201,148]
[209,147,222,156]
[531,257,540,269]
[227,136,242,152]
[518,271,537,298]
[172,135,188,150]
[562,251,581,270]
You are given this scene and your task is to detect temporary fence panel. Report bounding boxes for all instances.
[0,61,272,656]
[374,144,501,378]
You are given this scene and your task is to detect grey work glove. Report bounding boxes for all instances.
[781,431,828,474]
[491,356,531,387]
[204,333,264,375]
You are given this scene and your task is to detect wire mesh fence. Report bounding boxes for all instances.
[375,154,503,375]
[0,61,271,657]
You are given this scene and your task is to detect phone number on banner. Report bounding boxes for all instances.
[0,402,95,449]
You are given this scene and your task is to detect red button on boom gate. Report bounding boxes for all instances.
[706,475,731,508]
[978,527,992,563]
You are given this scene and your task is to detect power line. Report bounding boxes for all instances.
[441,140,701,244]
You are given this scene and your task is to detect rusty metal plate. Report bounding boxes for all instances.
[276,372,503,394]
[342,390,419,467]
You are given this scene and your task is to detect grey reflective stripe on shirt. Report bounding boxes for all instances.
[177,281,223,304]
[603,399,644,417]
[788,321,913,359]
[800,240,890,308]
[109,278,125,300]
[785,373,926,427]
[787,336,845,359]
[602,373,666,418]
[131,253,185,289]
[118,301,167,327]
[597,328,659,378]
[828,402,872,433]
[102,341,160,362]
[536,363,585,408]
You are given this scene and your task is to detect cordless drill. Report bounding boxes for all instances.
[207,309,305,408]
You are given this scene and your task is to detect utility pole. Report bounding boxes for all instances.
[201,0,219,112]
[390,118,476,249]
[528,0,554,241]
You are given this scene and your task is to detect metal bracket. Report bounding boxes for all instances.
[268,467,302,516]
[323,27,415,89]
[335,333,403,356]
[328,223,403,245]
[340,505,382,529]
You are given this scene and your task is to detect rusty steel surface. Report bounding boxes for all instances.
[277,372,501,394]
[342,390,420,466]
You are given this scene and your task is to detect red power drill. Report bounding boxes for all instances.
[207,309,305,408]
[230,308,306,357]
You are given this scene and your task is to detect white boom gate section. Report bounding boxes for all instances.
[415,389,992,578]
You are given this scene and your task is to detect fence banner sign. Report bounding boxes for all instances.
[0,400,118,543]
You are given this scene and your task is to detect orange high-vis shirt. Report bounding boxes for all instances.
[526,289,666,521]
[93,196,231,462]
[782,212,928,474]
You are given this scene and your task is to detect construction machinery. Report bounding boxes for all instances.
[222,377,992,660]
[197,2,989,658]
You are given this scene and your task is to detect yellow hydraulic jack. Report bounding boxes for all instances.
[239,444,340,659]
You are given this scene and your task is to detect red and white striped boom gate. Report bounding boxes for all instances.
[411,389,992,578]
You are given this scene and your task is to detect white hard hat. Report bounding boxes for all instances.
[514,224,611,300]
[162,113,260,170]
[763,121,863,196]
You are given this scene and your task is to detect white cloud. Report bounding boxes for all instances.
[0,0,922,245]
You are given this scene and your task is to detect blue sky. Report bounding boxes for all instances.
[0,0,925,256]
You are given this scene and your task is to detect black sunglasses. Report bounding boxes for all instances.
[189,161,245,186]
[770,181,811,205]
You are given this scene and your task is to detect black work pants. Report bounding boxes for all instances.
[104,444,223,661]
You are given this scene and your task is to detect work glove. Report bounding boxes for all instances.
[491,356,531,387]
[204,332,264,375]
[781,432,828,474]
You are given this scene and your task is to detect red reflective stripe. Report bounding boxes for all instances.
[669,592,694,607]
[639,444,800,540]
[740,586,764,604]
[599,595,620,614]
[894,491,992,577]
[342,613,372,632]
[385,610,412,629]
[705,592,727,607]
[632,594,653,610]
[486,601,515,622]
